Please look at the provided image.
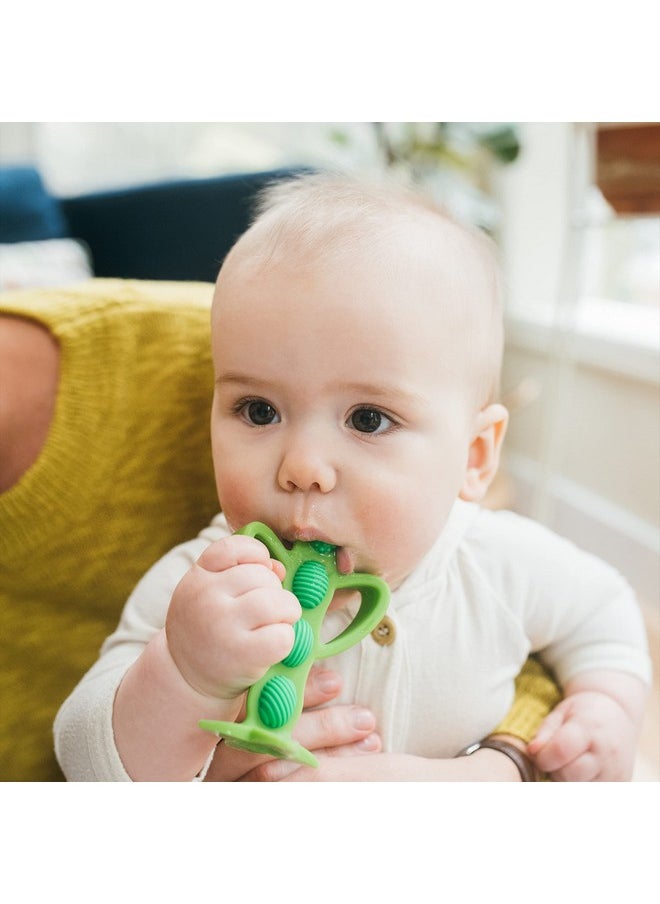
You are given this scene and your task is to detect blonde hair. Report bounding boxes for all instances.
[220,171,504,405]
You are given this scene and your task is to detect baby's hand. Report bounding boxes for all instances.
[527,691,637,781]
[165,534,301,701]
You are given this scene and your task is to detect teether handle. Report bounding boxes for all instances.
[237,521,288,561]
[316,573,389,659]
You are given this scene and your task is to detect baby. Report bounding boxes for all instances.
[55,172,651,781]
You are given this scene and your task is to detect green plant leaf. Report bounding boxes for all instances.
[476,126,520,163]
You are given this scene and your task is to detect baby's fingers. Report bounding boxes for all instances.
[528,701,571,754]
[530,719,590,774]
[234,586,301,629]
[552,751,600,782]
[246,622,297,667]
[197,535,284,579]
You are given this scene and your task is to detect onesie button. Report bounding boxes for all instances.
[371,615,395,646]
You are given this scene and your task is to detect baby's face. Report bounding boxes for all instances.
[211,245,481,589]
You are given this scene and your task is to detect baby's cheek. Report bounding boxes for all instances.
[362,486,422,567]
[215,466,260,529]
[362,483,449,584]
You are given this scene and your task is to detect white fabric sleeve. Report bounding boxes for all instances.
[53,515,228,781]
[468,508,652,687]
[53,644,143,781]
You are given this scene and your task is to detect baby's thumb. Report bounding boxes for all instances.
[527,700,570,754]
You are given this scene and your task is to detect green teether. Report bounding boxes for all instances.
[199,521,390,767]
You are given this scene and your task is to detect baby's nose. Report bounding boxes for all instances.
[277,437,337,494]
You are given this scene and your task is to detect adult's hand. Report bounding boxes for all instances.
[204,666,380,781]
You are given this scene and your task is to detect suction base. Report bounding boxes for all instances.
[199,719,319,768]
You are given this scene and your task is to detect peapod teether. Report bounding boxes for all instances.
[199,521,390,767]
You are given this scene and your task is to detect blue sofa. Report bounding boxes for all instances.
[0,164,300,282]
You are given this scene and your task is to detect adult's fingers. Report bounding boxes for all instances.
[208,699,376,782]
[292,702,376,752]
[241,732,382,782]
[302,667,343,709]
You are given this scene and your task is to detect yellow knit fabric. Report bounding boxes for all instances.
[0,279,560,781]
[494,656,562,743]
[1,280,218,780]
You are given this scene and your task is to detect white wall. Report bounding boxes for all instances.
[0,122,381,195]
[0,123,37,163]
[496,124,660,611]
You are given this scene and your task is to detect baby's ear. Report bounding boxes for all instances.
[459,403,509,503]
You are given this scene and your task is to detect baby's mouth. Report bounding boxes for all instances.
[278,531,354,575]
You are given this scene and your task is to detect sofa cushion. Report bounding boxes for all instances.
[0,238,93,291]
[0,166,69,243]
[59,168,306,282]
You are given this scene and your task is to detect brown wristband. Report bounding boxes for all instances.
[456,738,540,782]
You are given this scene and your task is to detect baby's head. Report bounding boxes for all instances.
[210,172,508,587]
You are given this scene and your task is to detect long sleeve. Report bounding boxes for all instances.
[465,507,652,687]
[54,517,229,780]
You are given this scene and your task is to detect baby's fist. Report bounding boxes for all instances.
[528,691,636,781]
[165,534,300,701]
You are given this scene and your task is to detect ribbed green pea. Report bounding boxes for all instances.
[291,560,329,609]
[281,618,314,667]
[257,676,298,729]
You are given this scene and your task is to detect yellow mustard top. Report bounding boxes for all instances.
[0,279,218,780]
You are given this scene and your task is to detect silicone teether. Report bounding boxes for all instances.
[199,522,390,767]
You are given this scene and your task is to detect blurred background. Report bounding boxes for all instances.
[1,121,658,778]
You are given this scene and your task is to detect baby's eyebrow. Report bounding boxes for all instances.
[338,381,426,409]
[215,372,262,388]
[215,373,426,411]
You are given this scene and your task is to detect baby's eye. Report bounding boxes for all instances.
[348,407,394,435]
[239,399,280,426]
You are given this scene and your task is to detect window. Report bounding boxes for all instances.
[499,123,659,384]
